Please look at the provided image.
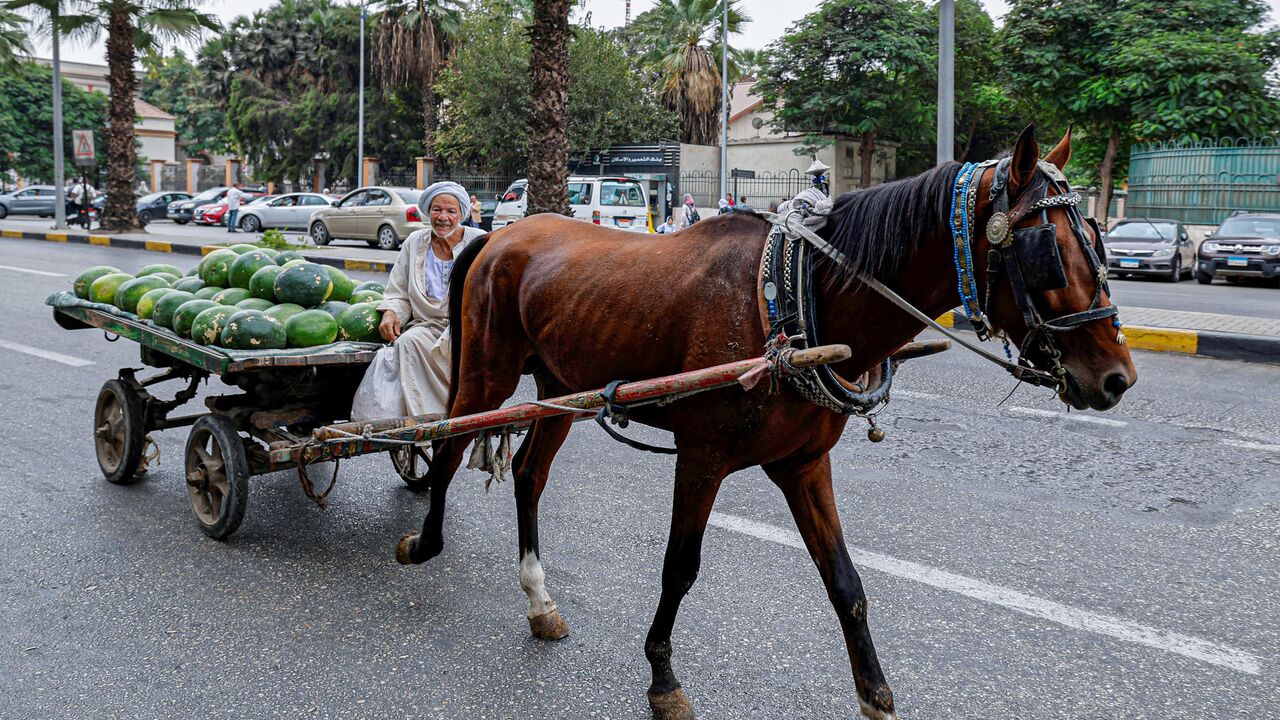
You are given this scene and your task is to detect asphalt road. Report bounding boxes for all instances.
[2,239,1278,719]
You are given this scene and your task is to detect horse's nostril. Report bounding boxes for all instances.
[1103,372,1130,398]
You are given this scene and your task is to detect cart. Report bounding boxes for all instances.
[50,292,868,541]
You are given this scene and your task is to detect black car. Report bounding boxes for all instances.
[92,191,190,225]
[479,197,498,231]
[1197,212,1280,285]
[167,186,228,224]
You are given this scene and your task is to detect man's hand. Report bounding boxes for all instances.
[379,311,401,342]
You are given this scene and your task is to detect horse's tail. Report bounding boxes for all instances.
[446,234,492,416]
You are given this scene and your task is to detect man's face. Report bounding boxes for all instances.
[429,195,462,237]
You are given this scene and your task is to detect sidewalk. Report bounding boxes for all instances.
[4,219,1277,365]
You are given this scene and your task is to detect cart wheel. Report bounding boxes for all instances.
[184,415,249,540]
[94,379,148,485]
[390,444,431,491]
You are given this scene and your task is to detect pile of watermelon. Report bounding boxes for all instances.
[71,243,387,350]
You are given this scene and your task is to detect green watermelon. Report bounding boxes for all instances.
[137,263,182,278]
[114,275,172,314]
[173,277,206,293]
[284,309,338,347]
[189,305,237,345]
[348,289,383,305]
[89,273,135,305]
[248,265,283,302]
[281,258,307,268]
[152,291,197,329]
[173,299,220,337]
[235,297,274,311]
[259,248,280,259]
[135,288,174,320]
[229,250,276,289]
[228,243,260,255]
[184,265,200,276]
[274,262,332,307]
[194,286,224,300]
[337,303,382,343]
[275,250,305,265]
[74,266,121,299]
[352,280,385,295]
[221,310,287,350]
[199,249,239,287]
[316,300,350,319]
[211,287,253,306]
[322,266,356,302]
[263,303,306,324]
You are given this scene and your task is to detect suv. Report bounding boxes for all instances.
[492,177,650,233]
[0,185,59,218]
[1102,218,1193,282]
[168,186,229,224]
[1197,212,1280,285]
[308,186,425,250]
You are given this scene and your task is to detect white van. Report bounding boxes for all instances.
[491,176,650,233]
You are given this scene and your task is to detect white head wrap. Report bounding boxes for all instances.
[418,181,471,219]
[777,187,834,232]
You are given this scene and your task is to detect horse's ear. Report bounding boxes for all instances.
[1009,124,1040,195]
[1044,125,1072,171]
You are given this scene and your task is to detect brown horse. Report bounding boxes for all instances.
[394,127,1136,719]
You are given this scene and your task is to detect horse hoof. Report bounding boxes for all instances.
[528,608,570,640]
[647,687,695,720]
[858,686,897,720]
[395,532,419,565]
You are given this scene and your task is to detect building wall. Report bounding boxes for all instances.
[136,117,177,163]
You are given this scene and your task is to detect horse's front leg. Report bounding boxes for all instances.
[512,402,575,639]
[764,453,897,720]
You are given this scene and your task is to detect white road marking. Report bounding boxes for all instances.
[1220,438,1280,453]
[0,339,94,367]
[1006,406,1128,427]
[893,389,939,400]
[0,264,65,277]
[708,511,1262,676]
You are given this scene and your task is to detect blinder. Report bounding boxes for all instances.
[1010,223,1068,291]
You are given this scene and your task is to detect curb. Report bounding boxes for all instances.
[0,227,393,274]
[936,310,1279,365]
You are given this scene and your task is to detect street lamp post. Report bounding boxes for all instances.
[357,0,366,188]
[719,0,728,203]
[52,6,66,229]
[936,0,955,165]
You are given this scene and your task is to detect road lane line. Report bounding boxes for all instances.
[708,511,1262,676]
[1220,438,1280,453]
[893,390,939,400]
[1007,406,1128,427]
[0,339,94,367]
[0,264,66,277]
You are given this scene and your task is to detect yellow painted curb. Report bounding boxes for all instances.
[934,312,955,328]
[46,232,68,242]
[89,235,111,246]
[145,240,173,253]
[343,259,377,272]
[1122,326,1198,354]
[1,229,22,238]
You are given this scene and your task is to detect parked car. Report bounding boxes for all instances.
[237,192,336,232]
[491,176,651,233]
[0,185,59,218]
[308,186,425,250]
[477,197,499,232]
[168,186,228,224]
[1102,218,1194,282]
[1197,212,1280,285]
[136,191,190,224]
[196,193,269,226]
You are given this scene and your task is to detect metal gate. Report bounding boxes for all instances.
[1126,138,1280,225]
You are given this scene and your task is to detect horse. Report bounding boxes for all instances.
[394,126,1136,719]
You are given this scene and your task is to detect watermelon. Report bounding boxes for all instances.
[74,266,121,299]
[221,310,287,350]
[264,303,306,324]
[211,287,253,306]
[173,299,220,337]
[137,263,182,278]
[316,300,350,319]
[235,297,274,311]
[248,265,283,302]
[228,243,259,255]
[337,303,382,342]
[275,250,305,265]
[259,248,280,259]
[189,305,237,346]
[151,291,197,329]
[229,250,276,289]
[274,262,332,307]
[348,289,383,305]
[135,288,174,320]
[284,309,338,347]
[281,258,307,268]
[199,249,239,287]
[352,280,384,295]
[322,266,356,302]
[114,275,171,314]
[194,286,224,300]
[89,273,135,305]
[151,272,181,286]
[173,277,206,293]
[184,265,200,276]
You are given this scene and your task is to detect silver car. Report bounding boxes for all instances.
[0,185,59,218]
[236,192,334,232]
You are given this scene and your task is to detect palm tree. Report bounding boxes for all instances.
[0,8,31,67]
[526,0,570,215]
[370,0,462,162]
[74,0,218,232]
[629,0,749,146]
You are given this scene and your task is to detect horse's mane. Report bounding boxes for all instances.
[823,161,962,284]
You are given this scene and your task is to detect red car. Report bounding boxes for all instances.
[196,193,267,226]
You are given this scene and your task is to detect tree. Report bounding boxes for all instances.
[628,0,749,145]
[527,0,570,215]
[140,49,228,158]
[0,8,30,67]
[371,0,462,162]
[73,0,218,231]
[0,61,107,180]
[755,0,935,188]
[1003,0,1280,222]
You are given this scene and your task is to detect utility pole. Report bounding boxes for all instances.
[936,0,955,165]
[357,0,366,187]
[52,4,66,229]
[718,0,728,203]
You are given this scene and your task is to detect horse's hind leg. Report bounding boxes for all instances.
[764,453,897,720]
[645,453,728,720]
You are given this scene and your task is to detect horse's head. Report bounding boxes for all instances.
[974,126,1136,410]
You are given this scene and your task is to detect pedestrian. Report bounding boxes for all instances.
[736,195,755,213]
[225,181,245,233]
[656,215,676,234]
[716,198,730,215]
[679,193,700,227]
[467,194,483,228]
[725,192,735,207]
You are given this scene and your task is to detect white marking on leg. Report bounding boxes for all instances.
[519,550,557,618]
[0,339,94,367]
[709,511,1262,676]
[0,264,65,277]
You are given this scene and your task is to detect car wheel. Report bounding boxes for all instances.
[137,209,152,225]
[310,221,331,246]
[0,205,8,219]
[175,219,188,225]
[1165,255,1181,283]
[241,214,261,233]
[1195,270,1213,285]
[376,225,400,251]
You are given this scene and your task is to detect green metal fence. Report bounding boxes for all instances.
[1126,138,1280,225]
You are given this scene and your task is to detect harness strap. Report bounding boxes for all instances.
[594,380,678,455]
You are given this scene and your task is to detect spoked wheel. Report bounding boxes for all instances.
[390,444,431,492]
[94,379,147,485]
[184,415,249,540]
